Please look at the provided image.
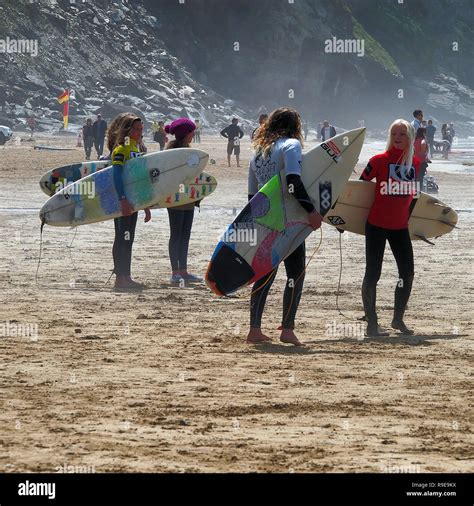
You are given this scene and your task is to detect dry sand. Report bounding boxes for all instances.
[0,133,472,473]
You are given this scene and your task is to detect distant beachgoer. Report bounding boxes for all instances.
[164,118,202,284]
[316,122,322,140]
[441,123,451,159]
[82,119,94,160]
[76,131,83,147]
[251,114,268,140]
[153,120,167,151]
[194,119,202,143]
[447,123,455,144]
[414,127,429,189]
[26,116,37,138]
[221,118,244,167]
[411,109,423,132]
[93,114,107,158]
[303,120,308,141]
[320,120,336,141]
[426,120,436,157]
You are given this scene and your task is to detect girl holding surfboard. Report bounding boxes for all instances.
[246,108,322,346]
[360,119,420,336]
[164,118,202,284]
[111,113,151,290]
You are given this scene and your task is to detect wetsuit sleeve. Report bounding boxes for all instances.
[220,127,229,138]
[282,138,303,177]
[360,158,377,181]
[286,174,315,213]
[248,161,258,196]
[112,146,126,200]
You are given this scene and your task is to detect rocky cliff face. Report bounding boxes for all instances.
[0,0,472,135]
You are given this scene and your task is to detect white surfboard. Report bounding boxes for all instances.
[324,180,458,240]
[40,148,209,227]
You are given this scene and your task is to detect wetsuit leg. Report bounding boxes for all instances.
[250,269,279,328]
[168,209,185,271]
[362,222,387,324]
[281,242,306,329]
[178,209,195,271]
[387,228,414,322]
[113,212,138,276]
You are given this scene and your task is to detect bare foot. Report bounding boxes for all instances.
[246,328,272,343]
[279,328,305,346]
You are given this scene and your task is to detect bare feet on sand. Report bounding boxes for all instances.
[279,327,305,347]
[246,328,272,344]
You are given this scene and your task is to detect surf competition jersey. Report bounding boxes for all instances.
[361,146,421,230]
[248,137,303,195]
[111,138,141,200]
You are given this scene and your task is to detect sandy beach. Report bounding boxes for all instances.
[0,133,472,473]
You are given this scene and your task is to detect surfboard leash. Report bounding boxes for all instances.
[282,226,324,324]
[35,218,46,287]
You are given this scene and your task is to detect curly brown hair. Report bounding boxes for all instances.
[252,107,303,157]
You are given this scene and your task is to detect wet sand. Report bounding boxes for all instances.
[0,133,472,473]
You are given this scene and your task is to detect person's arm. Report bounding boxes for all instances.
[360,158,377,181]
[282,140,321,230]
[248,160,258,200]
[220,127,229,138]
[112,147,134,215]
[239,127,244,138]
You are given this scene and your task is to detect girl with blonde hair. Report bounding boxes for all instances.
[360,119,420,336]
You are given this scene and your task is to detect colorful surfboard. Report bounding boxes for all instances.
[206,128,366,296]
[40,148,209,226]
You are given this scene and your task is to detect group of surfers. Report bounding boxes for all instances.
[103,108,422,345]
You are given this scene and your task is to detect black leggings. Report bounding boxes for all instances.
[167,208,195,271]
[362,221,414,323]
[250,242,306,330]
[113,212,138,276]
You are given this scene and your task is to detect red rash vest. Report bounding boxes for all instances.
[361,146,421,230]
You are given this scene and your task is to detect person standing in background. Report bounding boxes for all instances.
[82,118,95,160]
[411,110,423,132]
[153,120,167,151]
[426,119,436,158]
[251,114,268,140]
[93,114,108,158]
[441,123,451,159]
[414,127,429,189]
[302,119,308,141]
[320,120,336,141]
[194,119,202,143]
[221,118,244,167]
[447,123,455,144]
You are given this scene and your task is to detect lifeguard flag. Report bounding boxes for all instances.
[57,89,69,104]
[57,89,70,129]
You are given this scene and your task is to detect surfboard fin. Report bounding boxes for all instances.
[414,234,435,245]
